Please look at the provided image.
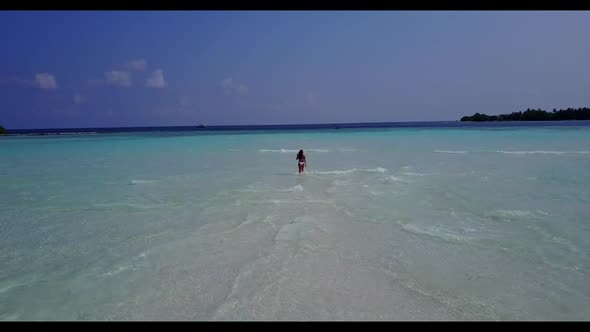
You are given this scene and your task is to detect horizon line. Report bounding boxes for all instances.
[5,120,461,131]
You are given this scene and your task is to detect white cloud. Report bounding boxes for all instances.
[104,70,131,87]
[35,73,58,89]
[179,96,190,107]
[73,94,87,104]
[125,59,147,71]
[221,78,233,95]
[221,78,248,95]
[221,78,233,88]
[237,84,249,94]
[146,69,167,88]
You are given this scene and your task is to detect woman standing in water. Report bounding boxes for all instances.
[296,150,307,174]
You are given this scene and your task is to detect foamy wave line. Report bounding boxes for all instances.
[242,184,304,193]
[259,148,329,153]
[401,172,428,176]
[129,179,156,185]
[278,184,304,192]
[401,224,473,243]
[259,199,332,204]
[494,209,534,218]
[101,265,135,277]
[495,150,590,155]
[309,167,387,175]
[492,209,551,219]
[434,150,467,154]
[92,203,158,210]
[383,175,412,183]
[0,278,38,294]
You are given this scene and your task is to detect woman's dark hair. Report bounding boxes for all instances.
[297,150,304,160]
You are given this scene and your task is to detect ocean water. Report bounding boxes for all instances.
[1,125,590,320]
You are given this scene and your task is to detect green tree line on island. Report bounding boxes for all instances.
[460,107,590,122]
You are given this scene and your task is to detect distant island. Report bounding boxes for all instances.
[460,107,590,122]
[0,125,6,135]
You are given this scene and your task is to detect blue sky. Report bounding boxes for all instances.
[1,11,589,129]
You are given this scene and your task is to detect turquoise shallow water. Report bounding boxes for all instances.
[1,126,590,320]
